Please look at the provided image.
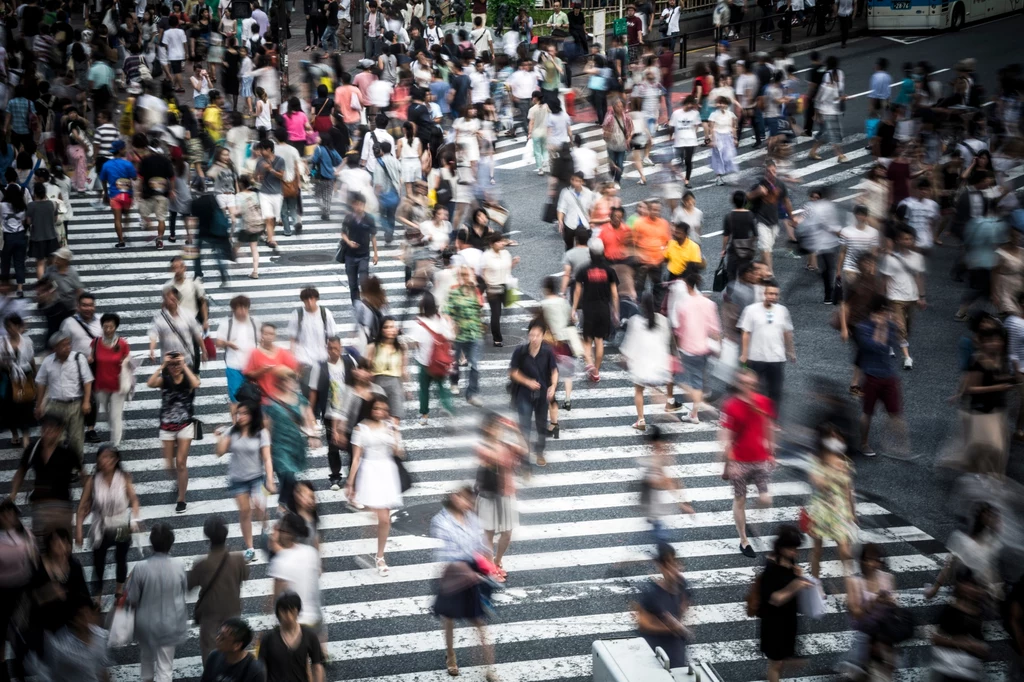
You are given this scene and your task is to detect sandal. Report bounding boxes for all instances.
[375,556,390,577]
[446,653,459,677]
[632,419,647,431]
[248,272,259,279]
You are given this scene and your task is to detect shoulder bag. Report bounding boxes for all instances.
[281,160,301,198]
[193,552,231,624]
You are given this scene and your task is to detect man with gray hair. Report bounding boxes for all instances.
[34,330,94,467]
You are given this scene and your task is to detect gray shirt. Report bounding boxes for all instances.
[149,309,203,366]
[127,553,189,648]
[227,428,271,483]
[562,246,591,281]
[25,200,57,242]
[256,155,286,195]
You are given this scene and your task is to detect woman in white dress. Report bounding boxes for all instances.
[620,292,673,431]
[453,104,481,174]
[628,97,650,185]
[346,396,405,576]
[396,121,425,195]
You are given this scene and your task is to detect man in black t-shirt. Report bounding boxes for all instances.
[340,193,378,304]
[8,414,79,537]
[571,240,618,382]
[746,160,793,271]
[138,139,175,249]
[804,51,825,137]
[509,320,558,467]
[200,618,265,682]
[258,592,324,682]
[18,0,44,42]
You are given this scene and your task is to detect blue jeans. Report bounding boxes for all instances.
[515,391,549,461]
[379,189,399,244]
[452,338,482,399]
[344,254,369,304]
[193,236,231,285]
[608,149,627,182]
[320,25,338,51]
[282,196,299,236]
[1,230,27,284]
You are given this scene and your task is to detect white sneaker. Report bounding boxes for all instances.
[642,157,655,167]
[450,385,461,396]
[419,415,429,426]
[903,356,913,370]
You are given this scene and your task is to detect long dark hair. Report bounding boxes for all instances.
[231,401,265,437]
[640,291,657,330]
[373,315,403,351]
[2,182,26,212]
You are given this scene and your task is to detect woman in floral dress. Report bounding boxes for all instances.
[806,427,857,579]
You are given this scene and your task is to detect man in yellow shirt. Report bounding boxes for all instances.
[202,90,225,144]
[665,222,705,277]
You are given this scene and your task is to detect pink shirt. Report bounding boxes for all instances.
[674,292,720,356]
[353,71,377,106]
[283,111,307,142]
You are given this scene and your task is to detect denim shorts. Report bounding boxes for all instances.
[227,476,264,497]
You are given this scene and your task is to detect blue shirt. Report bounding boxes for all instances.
[869,71,892,101]
[855,320,899,379]
[963,216,1007,270]
[430,80,451,115]
[99,158,138,198]
[310,144,342,180]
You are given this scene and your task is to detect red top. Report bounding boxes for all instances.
[244,346,299,400]
[692,75,712,100]
[659,50,675,89]
[721,393,775,463]
[91,338,130,393]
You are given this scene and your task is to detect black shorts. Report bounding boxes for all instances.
[582,308,612,340]
[170,59,184,74]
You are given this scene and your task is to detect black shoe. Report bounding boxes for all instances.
[740,543,756,558]
[85,430,101,444]
[175,501,187,513]
[294,223,303,234]
[15,291,23,298]
[548,423,560,439]
[561,400,572,411]
[114,241,127,249]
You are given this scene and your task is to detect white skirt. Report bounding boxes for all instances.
[476,494,518,533]
[400,156,422,184]
[354,457,404,510]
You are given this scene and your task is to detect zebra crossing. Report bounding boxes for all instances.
[1,179,1014,681]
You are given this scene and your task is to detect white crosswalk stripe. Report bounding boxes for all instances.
[2,157,1013,682]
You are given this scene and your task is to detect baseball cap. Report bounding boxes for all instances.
[110,139,127,154]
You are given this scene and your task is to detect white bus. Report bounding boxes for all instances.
[867,0,1022,31]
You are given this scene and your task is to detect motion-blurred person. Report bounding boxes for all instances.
[929,569,989,682]
[670,267,721,424]
[480,233,518,348]
[805,430,856,578]
[339,193,379,305]
[8,414,77,539]
[33,598,111,682]
[430,486,496,678]
[757,525,814,682]
[0,500,34,679]
[721,369,776,558]
[621,292,672,432]
[839,543,896,679]
[217,296,260,422]
[1,313,36,449]
[269,513,324,651]
[128,523,189,682]
[188,516,250,665]
[347,396,405,576]
[509,319,558,468]
[258,592,324,682]
[926,503,1003,602]
[217,402,275,562]
[879,225,926,371]
[854,297,908,458]
[640,426,695,543]
[147,351,200,514]
[244,323,299,402]
[632,542,691,668]
[334,358,386,489]
[476,413,527,581]
[265,373,320,512]
[445,266,485,406]
[75,444,140,601]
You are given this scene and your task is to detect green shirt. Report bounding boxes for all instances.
[266,397,309,474]
[444,286,485,342]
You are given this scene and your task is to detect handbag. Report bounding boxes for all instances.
[103,509,132,543]
[192,418,205,441]
[193,551,230,624]
[11,370,35,404]
[394,455,412,492]
[712,259,727,293]
[476,464,500,495]
[282,160,301,198]
[203,336,217,361]
[831,276,844,305]
[107,573,140,647]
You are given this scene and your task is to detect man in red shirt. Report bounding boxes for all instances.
[625,5,643,60]
[243,322,298,402]
[720,368,775,558]
[599,206,631,264]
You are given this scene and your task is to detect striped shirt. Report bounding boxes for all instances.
[430,508,488,563]
[93,123,120,159]
[839,225,880,273]
[6,98,34,135]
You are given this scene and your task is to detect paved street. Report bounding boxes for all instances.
[3,14,1024,682]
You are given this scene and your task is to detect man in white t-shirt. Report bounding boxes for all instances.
[571,135,598,186]
[287,287,338,390]
[669,96,703,185]
[216,295,260,419]
[361,114,395,173]
[738,280,795,407]
[269,514,322,627]
[469,59,491,105]
[161,16,188,92]
[453,228,484,275]
[879,226,926,370]
[506,60,540,137]
[897,179,940,251]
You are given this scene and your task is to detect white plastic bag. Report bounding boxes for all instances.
[521,138,534,165]
[797,576,827,620]
[107,605,135,647]
[711,339,739,384]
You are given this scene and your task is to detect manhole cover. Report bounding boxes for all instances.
[275,252,336,265]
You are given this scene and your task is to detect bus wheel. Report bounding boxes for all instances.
[951,4,965,30]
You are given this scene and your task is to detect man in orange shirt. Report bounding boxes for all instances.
[244,322,299,402]
[632,199,672,308]
[599,206,631,264]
